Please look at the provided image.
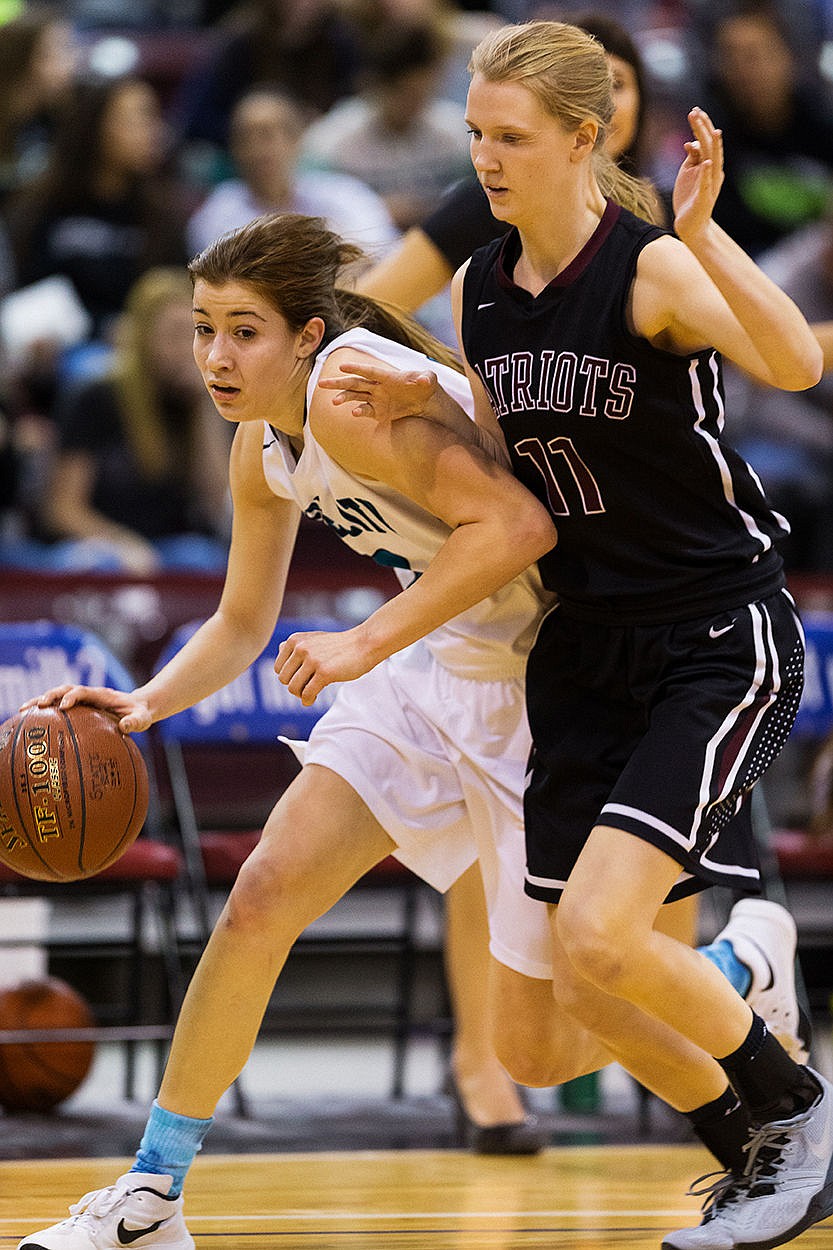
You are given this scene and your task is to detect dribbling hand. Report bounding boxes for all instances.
[19,685,152,735]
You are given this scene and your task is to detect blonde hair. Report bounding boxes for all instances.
[112,267,196,478]
[469,20,662,224]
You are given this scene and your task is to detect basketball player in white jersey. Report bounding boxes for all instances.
[18,211,807,1250]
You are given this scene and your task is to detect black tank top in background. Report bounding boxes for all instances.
[461,200,787,625]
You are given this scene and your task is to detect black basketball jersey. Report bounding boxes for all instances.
[461,200,788,625]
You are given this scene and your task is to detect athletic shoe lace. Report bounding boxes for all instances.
[67,1185,124,1224]
[687,1105,815,1217]
[687,1169,750,1221]
[741,1108,813,1197]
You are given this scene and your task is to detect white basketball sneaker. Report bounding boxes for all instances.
[711,899,811,1063]
[17,1173,193,1250]
[663,1070,833,1250]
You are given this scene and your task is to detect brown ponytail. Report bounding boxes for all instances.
[334,287,463,372]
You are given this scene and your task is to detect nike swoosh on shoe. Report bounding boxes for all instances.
[117,1219,167,1244]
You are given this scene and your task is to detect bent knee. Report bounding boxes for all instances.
[223,847,311,936]
[492,1011,600,1088]
[494,1031,555,1087]
[555,902,632,996]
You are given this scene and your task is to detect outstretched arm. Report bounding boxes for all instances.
[23,424,301,733]
[317,357,509,466]
[634,108,822,390]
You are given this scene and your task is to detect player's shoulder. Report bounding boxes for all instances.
[317,340,382,376]
[629,232,709,343]
[631,227,699,295]
[634,229,686,267]
[309,342,387,448]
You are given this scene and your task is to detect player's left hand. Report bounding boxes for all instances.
[317,360,439,421]
[672,107,724,243]
[274,624,377,706]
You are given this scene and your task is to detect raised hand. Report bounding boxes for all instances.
[317,359,439,421]
[672,107,725,244]
[19,685,151,734]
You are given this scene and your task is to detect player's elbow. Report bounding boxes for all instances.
[514,507,558,563]
[775,337,824,391]
[800,340,824,389]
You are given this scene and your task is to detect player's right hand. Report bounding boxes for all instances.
[19,685,152,735]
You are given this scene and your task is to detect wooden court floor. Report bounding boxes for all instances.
[3,1147,833,1250]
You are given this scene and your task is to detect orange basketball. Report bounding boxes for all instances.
[0,705,148,881]
[0,977,95,1111]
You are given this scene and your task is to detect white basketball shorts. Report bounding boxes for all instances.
[283,640,552,980]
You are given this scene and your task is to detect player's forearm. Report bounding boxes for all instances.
[681,221,823,390]
[813,321,833,372]
[133,612,274,723]
[354,511,556,665]
[421,384,510,467]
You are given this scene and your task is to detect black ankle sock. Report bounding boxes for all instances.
[717,1014,820,1123]
[686,1085,752,1174]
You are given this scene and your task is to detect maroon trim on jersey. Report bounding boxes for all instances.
[496,199,622,295]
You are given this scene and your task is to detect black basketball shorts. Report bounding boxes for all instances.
[523,589,804,904]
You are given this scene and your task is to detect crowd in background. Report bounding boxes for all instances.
[0,0,832,575]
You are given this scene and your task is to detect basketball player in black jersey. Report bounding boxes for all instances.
[298,20,833,1250]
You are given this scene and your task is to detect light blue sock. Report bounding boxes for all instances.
[131,1100,214,1197]
[699,938,752,997]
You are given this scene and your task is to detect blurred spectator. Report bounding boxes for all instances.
[699,0,833,257]
[186,87,398,260]
[0,404,18,539]
[32,267,232,574]
[0,6,79,206]
[172,0,363,163]
[4,73,193,343]
[301,17,471,231]
[343,0,457,34]
[576,10,647,178]
[722,208,833,573]
[62,0,201,26]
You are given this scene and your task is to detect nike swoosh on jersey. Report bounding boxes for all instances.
[477,301,496,309]
[117,1219,167,1244]
[709,621,736,638]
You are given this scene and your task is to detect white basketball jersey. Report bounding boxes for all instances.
[261,327,552,679]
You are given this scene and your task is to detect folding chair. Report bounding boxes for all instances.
[154,617,428,1102]
[0,620,187,1098]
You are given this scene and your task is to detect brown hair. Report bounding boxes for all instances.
[188,212,463,370]
[469,20,661,224]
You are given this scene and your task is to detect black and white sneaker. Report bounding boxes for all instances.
[663,1069,833,1250]
[17,1173,193,1250]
